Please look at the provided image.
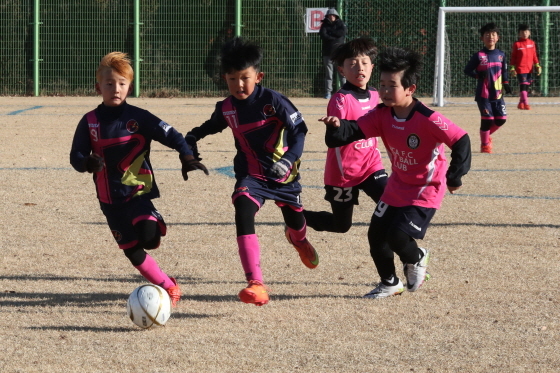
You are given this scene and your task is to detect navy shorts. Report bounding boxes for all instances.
[371,201,436,240]
[100,197,166,250]
[324,169,388,205]
[232,176,303,211]
[477,98,507,120]
[517,73,533,85]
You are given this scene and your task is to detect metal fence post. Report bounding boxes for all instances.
[235,0,242,37]
[31,0,43,96]
[132,0,142,97]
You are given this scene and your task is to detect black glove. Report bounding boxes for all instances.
[503,83,512,95]
[84,153,104,173]
[266,158,292,180]
[185,134,201,161]
[180,154,209,181]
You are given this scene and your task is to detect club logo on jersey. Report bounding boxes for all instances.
[158,121,172,133]
[335,95,345,110]
[433,116,448,130]
[407,134,420,149]
[126,120,139,133]
[499,55,503,61]
[263,104,276,117]
[111,230,122,242]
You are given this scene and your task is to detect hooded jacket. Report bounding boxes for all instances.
[319,9,347,57]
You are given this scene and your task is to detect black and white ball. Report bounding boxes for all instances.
[127,284,171,329]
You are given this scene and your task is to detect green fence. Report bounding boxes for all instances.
[1,0,559,97]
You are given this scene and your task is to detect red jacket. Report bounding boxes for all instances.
[510,38,539,74]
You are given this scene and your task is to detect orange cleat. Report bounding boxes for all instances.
[238,280,269,306]
[481,143,492,154]
[166,277,182,307]
[517,102,525,110]
[524,104,531,110]
[285,227,319,269]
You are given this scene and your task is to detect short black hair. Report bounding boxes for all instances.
[479,22,499,37]
[331,37,378,66]
[220,37,263,75]
[518,23,530,31]
[377,47,423,88]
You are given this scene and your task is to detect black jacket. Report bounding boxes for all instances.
[319,18,347,57]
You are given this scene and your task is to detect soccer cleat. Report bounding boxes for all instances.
[285,227,319,269]
[517,102,525,110]
[363,280,405,299]
[166,277,182,307]
[480,143,492,154]
[238,280,269,306]
[524,104,531,110]
[403,248,430,292]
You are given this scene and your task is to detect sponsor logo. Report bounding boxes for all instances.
[263,104,276,117]
[111,230,122,242]
[336,95,345,110]
[407,134,420,149]
[88,123,99,128]
[391,124,404,130]
[290,111,303,124]
[409,221,421,231]
[126,120,139,133]
[158,121,171,132]
[223,110,236,116]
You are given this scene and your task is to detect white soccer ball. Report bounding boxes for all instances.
[127,284,171,329]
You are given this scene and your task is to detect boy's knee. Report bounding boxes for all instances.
[123,246,147,266]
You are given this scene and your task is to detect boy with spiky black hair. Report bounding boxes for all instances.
[185,37,319,306]
[304,37,387,234]
[320,47,471,299]
[464,22,511,153]
[510,23,541,110]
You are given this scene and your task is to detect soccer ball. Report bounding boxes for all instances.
[127,284,171,329]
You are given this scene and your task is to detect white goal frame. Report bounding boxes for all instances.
[433,6,560,107]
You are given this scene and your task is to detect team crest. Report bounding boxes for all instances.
[499,55,503,61]
[407,134,420,149]
[126,120,139,133]
[263,104,276,117]
[111,230,123,242]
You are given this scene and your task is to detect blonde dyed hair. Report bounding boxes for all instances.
[96,52,134,82]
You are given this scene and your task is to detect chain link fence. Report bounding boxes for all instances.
[1,0,558,97]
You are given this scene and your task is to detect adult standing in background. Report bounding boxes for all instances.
[320,8,347,99]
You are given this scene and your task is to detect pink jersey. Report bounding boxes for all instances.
[324,87,384,187]
[357,100,467,209]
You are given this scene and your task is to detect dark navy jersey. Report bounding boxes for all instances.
[70,102,192,204]
[464,47,510,101]
[188,85,307,183]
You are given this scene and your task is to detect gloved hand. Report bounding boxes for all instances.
[85,153,104,173]
[185,134,201,161]
[509,65,517,78]
[180,154,209,181]
[267,158,292,180]
[503,83,512,95]
[535,63,542,76]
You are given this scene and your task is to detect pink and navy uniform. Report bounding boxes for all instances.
[70,102,192,204]
[324,83,383,187]
[188,84,306,184]
[511,38,539,75]
[355,100,468,209]
[464,47,509,102]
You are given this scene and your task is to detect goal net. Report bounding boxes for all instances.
[433,6,560,106]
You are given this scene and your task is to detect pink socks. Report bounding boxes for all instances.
[237,234,263,282]
[520,90,528,104]
[286,224,307,242]
[480,130,491,145]
[134,253,175,289]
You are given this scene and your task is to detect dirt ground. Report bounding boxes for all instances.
[0,95,559,372]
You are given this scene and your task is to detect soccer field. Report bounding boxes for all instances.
[1,96,559,372]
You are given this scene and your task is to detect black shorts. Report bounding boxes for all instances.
[232,176,303,211]
[371,201,436,240]
[517,73,533,85]
[324,169,388,205]
[100,197,166,250]
[476,98,507,120]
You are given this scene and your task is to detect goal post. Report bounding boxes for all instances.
[433,6,560,107]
